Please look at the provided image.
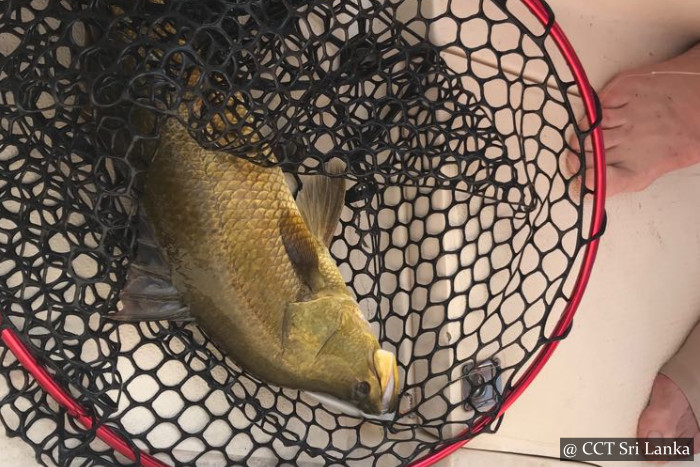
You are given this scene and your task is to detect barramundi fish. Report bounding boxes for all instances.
[114,115,400,417]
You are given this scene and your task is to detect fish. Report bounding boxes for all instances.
[113,112,400,417]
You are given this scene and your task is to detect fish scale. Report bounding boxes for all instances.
[123,113,399,415]
[143,120,300,360]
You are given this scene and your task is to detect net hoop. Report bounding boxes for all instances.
[0,0,606,465]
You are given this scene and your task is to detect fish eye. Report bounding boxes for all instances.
[354,381,370,398]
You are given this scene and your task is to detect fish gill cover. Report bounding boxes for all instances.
[0,0,602,465]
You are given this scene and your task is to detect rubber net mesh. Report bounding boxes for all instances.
[0,0,600,465]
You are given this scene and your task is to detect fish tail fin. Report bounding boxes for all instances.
[295,163,346,247]
[112,295,193,322]
[110,209,194,323]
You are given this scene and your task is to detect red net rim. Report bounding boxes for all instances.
[0,0,606,466]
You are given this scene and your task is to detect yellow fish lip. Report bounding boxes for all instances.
[374,349,399,413]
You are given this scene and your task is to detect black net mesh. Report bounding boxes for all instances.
[0,0,602,465]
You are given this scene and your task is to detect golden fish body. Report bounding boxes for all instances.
[128,116,399,415]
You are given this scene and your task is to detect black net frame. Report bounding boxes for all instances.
[0,0,606,466]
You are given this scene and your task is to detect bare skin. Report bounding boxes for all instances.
[570,42,700,196]
[574,43,700,453]
[637,375,700,456]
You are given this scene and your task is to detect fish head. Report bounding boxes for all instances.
[305,297,400,416]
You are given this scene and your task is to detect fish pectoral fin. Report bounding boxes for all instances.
[279,213,323,290]
[282,297,342,362]
[295,165,346,247]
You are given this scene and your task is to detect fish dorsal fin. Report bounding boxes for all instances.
[282,296,343,364]
[296,170,346,247]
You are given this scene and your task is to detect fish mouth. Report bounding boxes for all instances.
[304,391,395,421]
[305,350,399,419]
[374,349,399,413]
